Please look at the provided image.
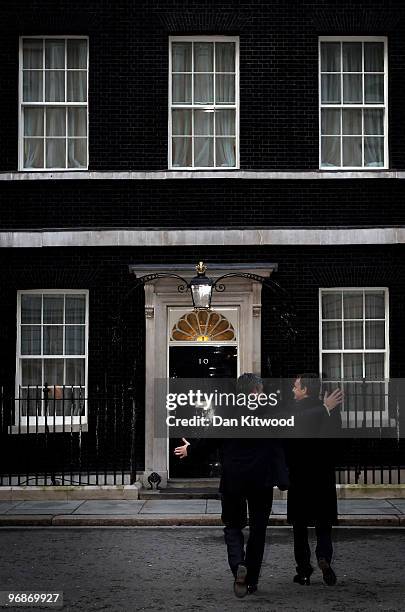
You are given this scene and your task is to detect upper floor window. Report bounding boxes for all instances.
[169,36,239,169]
[319,37,387,170]
[19,37,88,171]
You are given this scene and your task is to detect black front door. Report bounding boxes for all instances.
[169,345,237,478]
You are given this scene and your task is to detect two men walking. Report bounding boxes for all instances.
[174,372,342,597]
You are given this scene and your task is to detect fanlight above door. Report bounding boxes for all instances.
[171,310,236,342]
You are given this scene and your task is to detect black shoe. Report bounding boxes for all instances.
[247,584,258,595]
[293,573,311,585]
[318,558,337,586]
[293,565,313,586]
[233,564,248,598]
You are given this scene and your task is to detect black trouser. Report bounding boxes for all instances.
[221,488,273,586]
[292,522,333,573]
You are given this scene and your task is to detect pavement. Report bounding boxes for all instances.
[1,498,405,526]
[1,527,404,611]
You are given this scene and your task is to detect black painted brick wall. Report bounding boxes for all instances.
[1,178,405,229]
[1,0,405,171]
[1,243,404,472]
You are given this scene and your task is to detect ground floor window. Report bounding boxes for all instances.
[320,288,390,427]
[16,289,88,428]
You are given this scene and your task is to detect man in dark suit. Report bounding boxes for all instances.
[286,375,342,587]
[174,373,288,598]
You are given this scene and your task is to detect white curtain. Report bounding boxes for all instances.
[65,326,85,355]
[215,109,235,166]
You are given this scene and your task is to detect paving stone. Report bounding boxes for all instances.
[0,502,22,514]
[206,499,221,514]
[140,500,207,514]
[74,501,145,514]
[386,499,405,513]
[8,501,83,515]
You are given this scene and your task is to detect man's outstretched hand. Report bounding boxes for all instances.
[173,438,190,459]
[323,388,343,412]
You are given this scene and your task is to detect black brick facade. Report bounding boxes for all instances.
[1,0,404,478]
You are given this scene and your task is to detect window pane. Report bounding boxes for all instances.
[342,109,362,135]
[194,137,213,167]
[343,292,363,318]
[342,137,362,167]
[216,110,235,135]
[365,354,384,379]
[344,321,363,349]
[364,42,384,72]
[172,74,192,103]
[24,139,44,169]
[344,353,363,380]
[21,359,42,386]
[24,108,44,136]
[44,359,64,385]
[23,39,43,69]
[172,42,192,72]
[23,71,43,102]
[46,138,66,168]
[65,326,85,355]
[172,138,192,166]
[66,295,86,324]
[21,326,41,355]
[67,71,87,102]
[321,137,340,167]
[365,321,385,349]
[321,109,340,135]
[216,42,235,72]
[215,74,235,103]
[68,138,87,168]
[67,39,87,69]
[45,39,65,69]
[66,359,85,385]
[342,42,362,72]
[43,295,64,323]
[68,107,87,137]
[194,43,213,72]
[364,109,384,135]
[322,353,341,380]
[365,291,385,318]
[343,74,362,103]
[194,110,213,135]
[172,109,192,135]
[321,42,341,72]
[322,292,342,319]
[21,295,42,324]
[216,138,236,167]
[321,74,341,104]
[322,321,342,349]
[46,108,66,136]
[194,74,214,104]
[364,74,384,103]
[364,137,384,167]
[45,71,65,102]
[43,326,63,354]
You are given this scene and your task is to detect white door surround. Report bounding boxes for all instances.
[129,264,276,487]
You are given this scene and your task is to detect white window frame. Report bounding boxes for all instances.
[319,287,390,428]
[14,289,89,432]
[18,35,89,172]
[168,35,240,170]
[319,36,388,170]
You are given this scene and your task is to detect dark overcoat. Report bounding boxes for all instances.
[286,397,341,525]
[188,437,289,495]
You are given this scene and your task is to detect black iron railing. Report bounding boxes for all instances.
[0,384,139,486]
[0,382,404,486]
